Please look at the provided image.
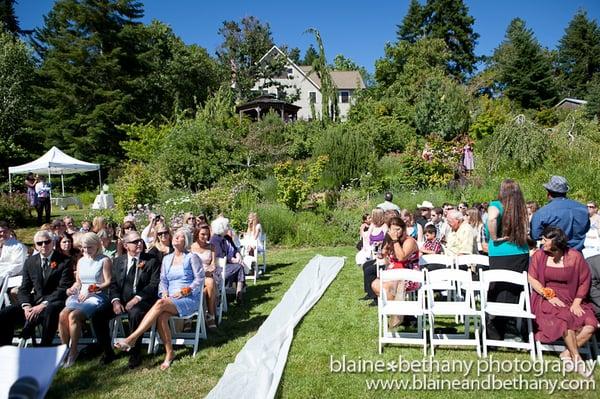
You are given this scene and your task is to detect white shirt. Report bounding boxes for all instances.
[35,181,51,198]
[377,200,400,212]
[0,238,27,278]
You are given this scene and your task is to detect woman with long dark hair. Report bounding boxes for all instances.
[484,179,530,340]
[528,226,597,376]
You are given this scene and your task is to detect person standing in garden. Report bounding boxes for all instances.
[462,138,474,176]
[34,175,52,225]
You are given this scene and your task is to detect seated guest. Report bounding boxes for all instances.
[63,216,78,235]
[467,207,487,254]
[97,229,117,258]
[243,212,263,257]
[444,210,475,256]
[92,216,107,234]
[370,217,419,326]
[0,221,27,279]
[56,232,80,272]
[526,201,539,225]
[528,226,598,375]
[116,220,137,257]
[80,220,91,233]
[91,231,160,367]
[59,233,112,367]
[147,222,174,265]
[114,228,204,370]
[400,209,423,244]
[210,216,245,304]
[360,209,390,305]
[191,224,220,329]
[420,225,442,255]
[0,230,73,346]
[51,219,66,241]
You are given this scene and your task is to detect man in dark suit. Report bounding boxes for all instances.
[91,231,160,368]
[0,230,73,346]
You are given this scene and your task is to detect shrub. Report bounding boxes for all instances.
[313,124,377,189]
[113,162,170,214]
[273,156,327,211]
[0,193,28,226]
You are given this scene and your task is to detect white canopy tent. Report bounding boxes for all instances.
[8,146,101,197]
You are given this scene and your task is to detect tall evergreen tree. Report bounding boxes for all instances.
[302,45,318,65]
[0,31,34,173]
[491,18,557,109]
[395,0,478,78]
[216,16,274,101]
[396,0,424,43]
[0,0,19,34]
[557,10,600,98]
[28,0,144,168]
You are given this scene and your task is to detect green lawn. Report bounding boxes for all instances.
[33,246,598,398]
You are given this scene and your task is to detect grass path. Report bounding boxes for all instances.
[36,245,598,398]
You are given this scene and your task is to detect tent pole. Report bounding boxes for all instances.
[48,169,52,200]
[8,173,12,196]
[61,174,65,197]
[98,169,102,193]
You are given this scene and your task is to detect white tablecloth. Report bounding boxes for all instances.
[92,193,114,210]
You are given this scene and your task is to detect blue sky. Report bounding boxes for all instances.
[16,0,600,73]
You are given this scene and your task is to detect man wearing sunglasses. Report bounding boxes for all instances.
[0,230,73,346]
[91,231,160,367]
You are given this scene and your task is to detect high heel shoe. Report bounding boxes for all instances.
[63,351,79,368]
[114,340,133,352]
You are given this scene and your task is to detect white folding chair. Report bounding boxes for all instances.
[1,275,22,308]
[455,254,489,320]
[378,268,427,356]
[425,268,481,357]
[110,314,156,354]
[216,257,227,324]
[151,281,207,357]
[480,270,536,359]
[419,254,456,300]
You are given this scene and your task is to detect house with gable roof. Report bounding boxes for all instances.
[252,46,365,121]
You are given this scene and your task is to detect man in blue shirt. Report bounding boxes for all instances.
[530,176,589,250]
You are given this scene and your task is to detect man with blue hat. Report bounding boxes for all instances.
[530,175,589,250]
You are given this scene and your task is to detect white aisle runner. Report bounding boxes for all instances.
[206,255,345,399]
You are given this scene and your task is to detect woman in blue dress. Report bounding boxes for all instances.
[115,227,204,370]
[59,232,112,367]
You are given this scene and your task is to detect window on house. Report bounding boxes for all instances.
[340,91,349,103]
[287,68,293,78]
[309,92,316,103]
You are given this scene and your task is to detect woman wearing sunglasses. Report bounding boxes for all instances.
[147,222,173,265]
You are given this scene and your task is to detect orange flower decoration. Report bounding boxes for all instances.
[137,261,145,269]
[180,287,192,296]
[542,287,556,299]
[88,284,100,293]
[50,261,57,269]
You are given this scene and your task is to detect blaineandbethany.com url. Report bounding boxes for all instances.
[365,374,595,394]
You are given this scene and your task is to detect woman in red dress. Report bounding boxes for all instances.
[528,226,597,369]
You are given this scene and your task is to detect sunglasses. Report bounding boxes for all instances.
[126,239,143,245]
[587,205,596,209]
[157,231,170,237]
[36,239,53,246]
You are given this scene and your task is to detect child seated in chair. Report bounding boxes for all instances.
[420,225,442,255]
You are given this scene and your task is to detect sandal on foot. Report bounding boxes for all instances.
[114,340,133,352]
[206,314,217,330]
